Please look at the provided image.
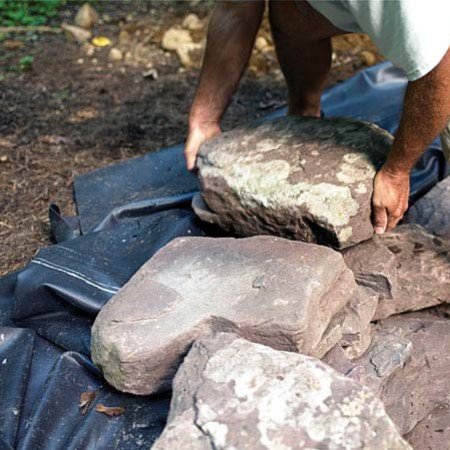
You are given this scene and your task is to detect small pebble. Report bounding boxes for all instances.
[108,47,123,62]
[360,50,376,66]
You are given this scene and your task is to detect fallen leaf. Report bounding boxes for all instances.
[92,36,111,47]
[95,404,125,416]
[79,390,97,415]
[142,68,158,80]
[0,138,13,148]
[67,107,99,123]
[3,39,24,50]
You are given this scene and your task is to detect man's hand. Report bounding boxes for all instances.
[371,47,449,234]
[371,166,410,235]
[185,122,221,171]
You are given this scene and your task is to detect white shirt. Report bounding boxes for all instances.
[307,0,450,80]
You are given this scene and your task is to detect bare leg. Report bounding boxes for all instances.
[269,0,345,116]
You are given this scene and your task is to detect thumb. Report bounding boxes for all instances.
[184,134,200,172]
[185,147,197,172]
[372,204,388,235]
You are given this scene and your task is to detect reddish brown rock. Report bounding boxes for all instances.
[91,236,375,395]
[195,116,393,249]
[324,313,450,442]
[405,406,450,450]
[153,334,411,450]
[342,224,450,320]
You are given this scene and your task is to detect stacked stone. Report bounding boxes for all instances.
[91,236,377,394]
[91,117,450,449]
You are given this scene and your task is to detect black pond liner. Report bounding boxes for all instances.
[0,62,448,449]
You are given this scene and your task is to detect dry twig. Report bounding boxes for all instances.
[0,26,62,34]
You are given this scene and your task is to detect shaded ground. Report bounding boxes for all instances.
[0,1,382,276]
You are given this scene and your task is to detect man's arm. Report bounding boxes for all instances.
[372,47,450,234]
[185,0,265,170]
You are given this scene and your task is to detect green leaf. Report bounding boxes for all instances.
[19,54,33,71]
[0,0,63,26]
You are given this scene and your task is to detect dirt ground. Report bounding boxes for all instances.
[0,1,382,276]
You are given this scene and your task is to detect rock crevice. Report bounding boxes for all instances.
[343,225,450,319]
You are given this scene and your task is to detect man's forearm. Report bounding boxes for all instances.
[371,47,450,233]
[189,1,264,127]
[384,48,450,176]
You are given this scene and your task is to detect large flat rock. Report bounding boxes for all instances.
[405,176,450,239]
[342,224,450,320]
[324,313,450,443]
[194,116,393,249]
[91,236,376,395]
[152,333,411,450]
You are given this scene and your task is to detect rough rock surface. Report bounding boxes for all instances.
[324,313,450,442]
[152,334,411,450]
[405,406,450,450]
[342,224,450,320]
[91,236,376,395]
[194,116,393,249]
[405,176,450,239]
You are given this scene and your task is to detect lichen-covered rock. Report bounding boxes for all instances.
[324,313,450,441]
[152,334,411,450]
[342,224,450,320]
[194,116,393,249]
[405,176,450,239]
[91,236,376,395]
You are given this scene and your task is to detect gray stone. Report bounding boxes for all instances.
[194,116,393,249]
[342,224,450,320]
[405,176,450,239]
[324,314,450,440]
[152,333,411,450]
[91,236,376,395]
